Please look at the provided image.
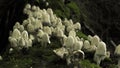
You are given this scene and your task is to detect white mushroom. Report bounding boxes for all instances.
[64,36,75,50]
[42,10,51,25]
[68,30,76,37]
[22,20,29,26]
[66,25,74,33]
[91,35,100,45]
[19,37,25,47]
[22,30,29,40]
[83,40,91,51]
[88,35,92,41]
[25,39,32,48]
[27,23,34,33]
[0,55,3,61]
[47,8,54,22]
[18,25,24,32]
[73,22,81,30]
[46,2,49,6]
[32,5,37,11]
[9,48,13,53]
[35,19,43,29]
[30,34,35,41]
[12,28,21,40]
[43,26,52,35]
[94,41,107,65]
[41,33,51,46]
[73,40,83,51]
[13,22,20,29]
[25,4,31,9]
[8,37,18,47]
[63,18,71,26]
[73,50,85,60]
[114,44,120,68]
[53,47,68,58]
[37,29,44,39]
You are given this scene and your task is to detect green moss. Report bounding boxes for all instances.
[67,1,80,14]
[80,60,101,68]
[108,64,117,68]
[76,31,88,40]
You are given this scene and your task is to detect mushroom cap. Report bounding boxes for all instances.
[69,30,76,37]
[22,30,29,40]
[43,26,52,35]
[65,36,74,49]
[0,55,2,60]
[19,25,24,32]
[73,41,83,51]
[53,47,68,58]
[83,40,91,50]
[95,41,106,56]
[27,23,34,33]
[37,30,44,38]
[74,22,81,30]
[12,28,21,39]
[56,29,64,37]
[42,33,51,44]
[91,35,100,45]
[73,50,85,59]
[88,35,92,41]
[13,22,20,29]
[32,5,37,11]
[114,44,120,56]
[9,37,18,47]
[25,4,31,9]
[19,38,25,47]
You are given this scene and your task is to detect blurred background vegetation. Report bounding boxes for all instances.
[0,0,119,68]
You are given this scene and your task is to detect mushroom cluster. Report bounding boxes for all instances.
[8,3,110,67]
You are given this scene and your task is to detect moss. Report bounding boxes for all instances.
[66,1,81,21]
[66,1,80,15]
[108,64,117,68]
[76,31,88,40]
[80,60,101,68]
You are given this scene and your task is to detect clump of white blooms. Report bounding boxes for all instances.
[8,3,110,67]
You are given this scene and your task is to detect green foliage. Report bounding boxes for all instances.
[47,0,70,19]
[76,31,88,40]
[67,1,80,15]
[0,56,33,68]
[108,64,117,68]
[54,10,65,18]
[80,60,101,68]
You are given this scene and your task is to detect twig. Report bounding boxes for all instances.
[110,40,117,48]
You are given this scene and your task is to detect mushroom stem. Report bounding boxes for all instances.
[97,58,101,65]
[118,58,120,68]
